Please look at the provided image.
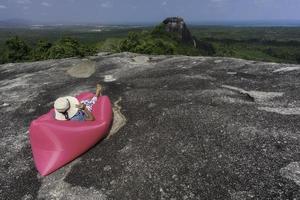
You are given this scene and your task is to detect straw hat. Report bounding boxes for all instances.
[54,96,79,121]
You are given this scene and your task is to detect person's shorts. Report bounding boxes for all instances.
[81,96,97,112]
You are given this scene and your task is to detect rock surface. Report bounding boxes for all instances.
[1,52,300,199]
[163,17,193,43]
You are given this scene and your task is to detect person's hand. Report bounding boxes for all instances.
[76,103,86,110]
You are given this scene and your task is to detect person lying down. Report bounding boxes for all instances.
[53,84,102,121]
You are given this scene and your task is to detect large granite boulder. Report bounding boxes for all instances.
[163,17,194,43]
[162,17,215,55]
[1,53,300,199]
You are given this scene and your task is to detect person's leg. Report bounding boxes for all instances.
[81,84,103,111]
[89,84,102,105]
[95,84,102,97]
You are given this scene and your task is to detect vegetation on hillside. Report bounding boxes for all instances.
[3,36,31,62]
[191,27,300,63]
[1,25,300,64]
[198,38,300,63]
[119,23,215,56]
[0,36,96,64]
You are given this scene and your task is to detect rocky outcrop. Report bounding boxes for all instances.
[162,17,215,55]
[163,17,194,43]
[1,53,300,199]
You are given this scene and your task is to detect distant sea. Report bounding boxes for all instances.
[188,20,300,27]
[2,19,300,28]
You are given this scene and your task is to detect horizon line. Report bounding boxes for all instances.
[2,18,300,27]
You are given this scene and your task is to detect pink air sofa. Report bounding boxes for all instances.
[29,92,112,176]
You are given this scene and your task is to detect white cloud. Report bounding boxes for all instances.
[0,5,7,9]
[101,1,113,8]
[17,0,32,4]
[161,1,168,6]
[41,2,51,7]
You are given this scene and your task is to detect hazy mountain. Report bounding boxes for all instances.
[0,18,33,27]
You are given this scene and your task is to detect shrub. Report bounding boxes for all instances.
[48,37,83,59]
[120,24,215,56]
[120,32,142,52]
[31,40,52,60]
[4,36,31,62]
[196,40,216,56]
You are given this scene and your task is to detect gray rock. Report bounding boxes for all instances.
[0,102,10,107]
[1,53,300,199]
[163,17,193,43]
[280,162,300,186]
[67,59,96,78]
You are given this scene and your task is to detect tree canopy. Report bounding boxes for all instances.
[0,36,96,64]
[119,23,215,56]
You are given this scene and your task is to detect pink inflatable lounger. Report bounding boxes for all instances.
[29,92,112,176]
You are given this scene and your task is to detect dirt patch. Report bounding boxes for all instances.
[222,85,284,103]
[280,162,300,186]
[131,56,149,64]
[106,97,127,139]
[273,66,300,73]
[258,107,300,115]
[67,60,96,78]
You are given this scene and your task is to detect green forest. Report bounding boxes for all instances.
[1,25,300,64]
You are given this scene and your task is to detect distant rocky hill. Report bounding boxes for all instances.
[1,53,300,199]
[120,17,215,56]
[162,17,194,43]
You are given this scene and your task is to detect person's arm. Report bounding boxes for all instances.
[76,103,95,121]
[82,107,95,121]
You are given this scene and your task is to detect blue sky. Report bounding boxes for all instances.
[0,0,300,24]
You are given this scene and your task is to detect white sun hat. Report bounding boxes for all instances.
[54,96,79,121]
